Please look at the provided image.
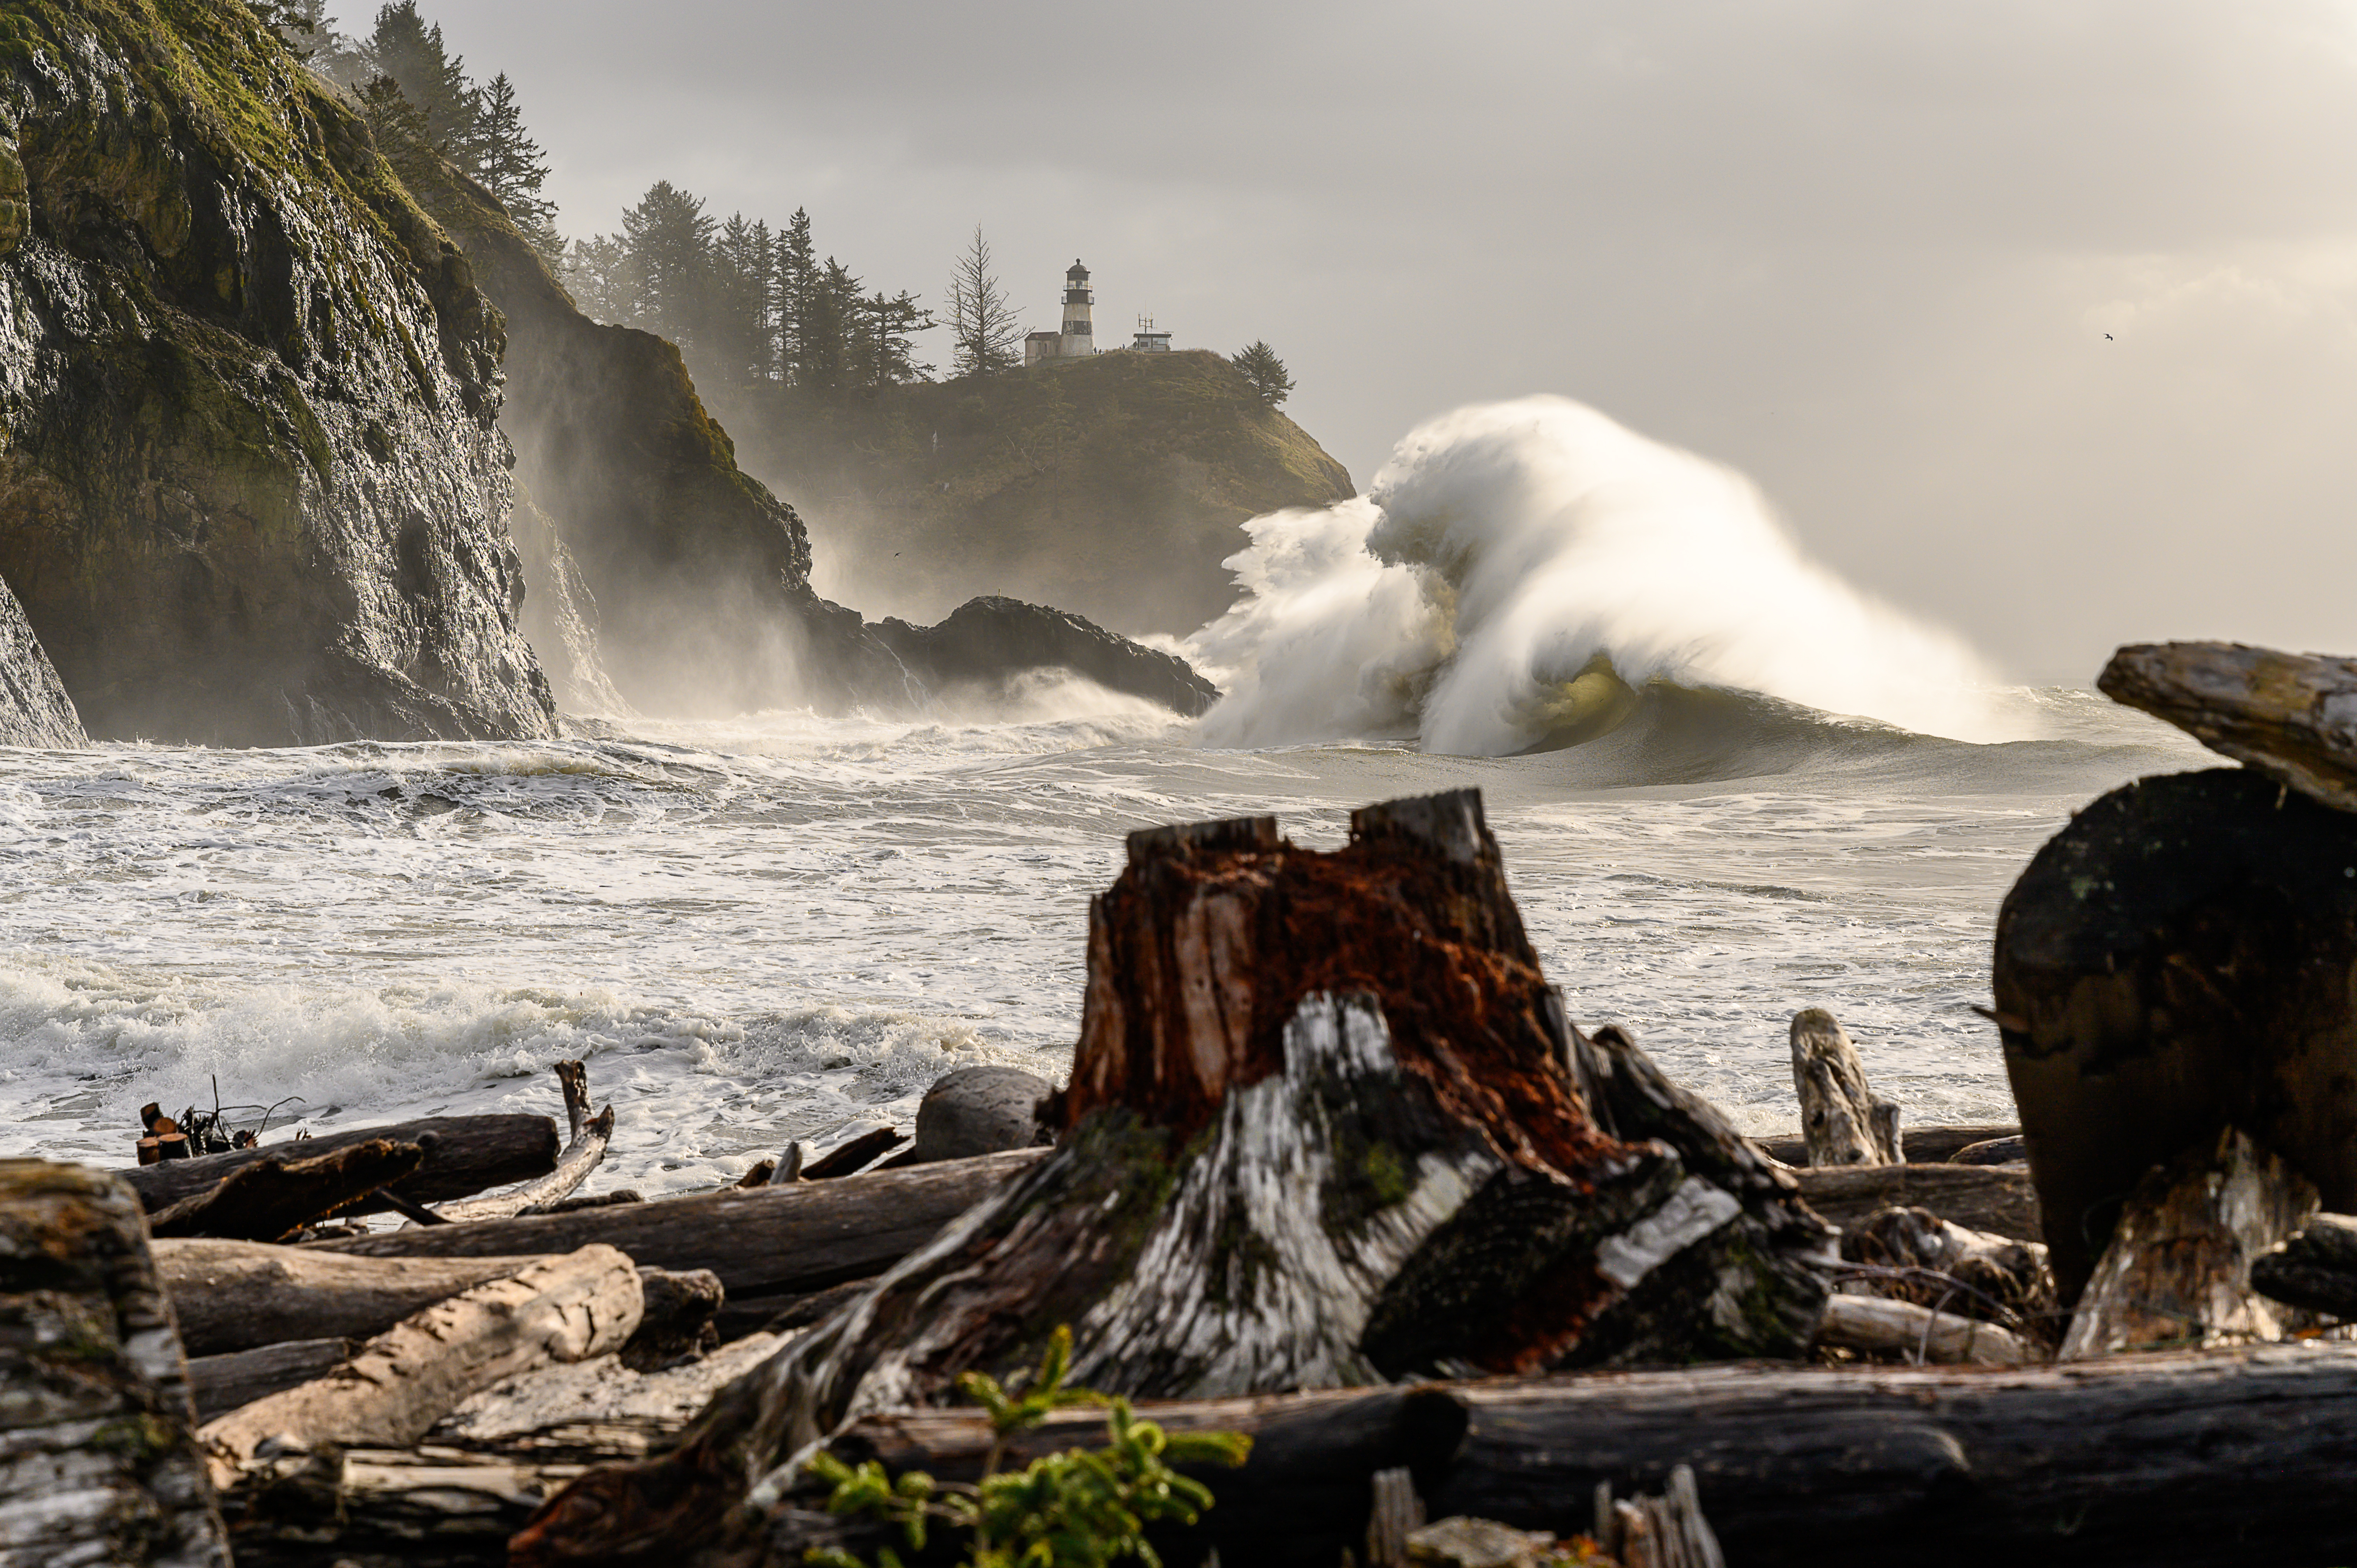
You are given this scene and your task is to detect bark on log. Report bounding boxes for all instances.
[156,1240,556,1356]
[189,1337,355,1423]
[0,1158,232,1566]
[2098,640,2357,812]
[200,1244,643,1489]
[2250,1211,2357,1317]
[1949,1135,2027,1166]
[1751,1124,2018,1168]
[1787,1008,1900,1166]
[512,790,1836,1566]
[431,1061,613,1224]
[800,1125,906,1180]
[752,1341,2357,1568]
[121,1113,559,1215]
[301,1148,1047,1296]
[2060,1127,2317,1359]
[1992,767,2357,1302]
[147,1137,425,1241]
[220,1444,585,1568]
[1786,1162,2040,1242]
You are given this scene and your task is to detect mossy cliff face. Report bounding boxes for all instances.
[408,168,905,717]
[721,350,1357,639]
[0,0,555,745]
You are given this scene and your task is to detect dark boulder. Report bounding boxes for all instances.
[874,596,1221,716]
[0,0,556,745]
[905,1065,1053,1164]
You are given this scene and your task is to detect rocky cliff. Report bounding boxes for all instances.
[0,0,555,745]
[399,162,907,717]
[0,572,81,746]
[715,350,1355,639]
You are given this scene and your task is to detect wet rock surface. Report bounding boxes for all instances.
[874,595,1221,716]
[904,1065,1053,1164]
[0,570,80,746]
[0,0,556,745]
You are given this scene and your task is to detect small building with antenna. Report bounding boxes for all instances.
[1130,314,1171,352]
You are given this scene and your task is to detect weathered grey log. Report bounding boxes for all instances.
[1405,1515,1551,1568]
[156,1240,556,1357]
[200,1244,643,1488]
[1787,1162,2040,1242]
[1366,1465,1426,1568]
[189,1337,355,1422]
[1752,1124,2018,1168]
[433,1061,613,1224]
[147,1136,426,1241]
[2061,1127,2317,1359]
[1815,1294,2033,1365]
[426,1332,787,1466]
[1787,1008,1900,1166]
[512,791,1836,1564]
[766,1141,805,1185]
[758,1341,2357,1568]
[302,1147,1048,1297]
[2251,1211,2357,1317]
[1836,1203,2054,1348]
[122,1112,559,1215]
[1994,765,2357,1303]
[0,1158,232,1566]
[2098,640,2357,812]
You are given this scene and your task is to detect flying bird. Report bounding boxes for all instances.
[2105,333,2114,340]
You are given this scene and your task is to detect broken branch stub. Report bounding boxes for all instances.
[1787,1008,1901,1167]
[511,789,1834,1567]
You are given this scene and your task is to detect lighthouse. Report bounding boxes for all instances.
[1059,259,1094,358]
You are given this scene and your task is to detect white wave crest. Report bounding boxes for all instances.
[1187,397,2025,754]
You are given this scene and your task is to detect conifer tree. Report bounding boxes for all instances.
[708,214,776,387]
[369,2,484,176]
[475,72,562,262]
[946,226,1023,378]
[560,234,632,323]
[618,180,715,349]
[857,290,934,387]
[1230,340,1295,407]
[773,207,819,388]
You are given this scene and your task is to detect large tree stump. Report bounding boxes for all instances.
[2059,1127,2317,1358]
[512,790,1834,1566]
[1992,767,2357,1303]
[0,1159,231,1566]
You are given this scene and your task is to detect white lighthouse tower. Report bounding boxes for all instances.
[1058,259,1094,358]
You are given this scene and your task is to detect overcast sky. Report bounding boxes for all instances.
[404,0,2357,684]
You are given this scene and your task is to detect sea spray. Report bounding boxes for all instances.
[1188,397,2025,754]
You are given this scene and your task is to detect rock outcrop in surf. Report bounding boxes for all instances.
[0,0,556,746]
[874,596,1221,716]
[0,574,81,747]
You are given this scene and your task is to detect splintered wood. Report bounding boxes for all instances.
[1787,1008,1900,1167]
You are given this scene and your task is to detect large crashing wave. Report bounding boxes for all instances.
[1186,397,2025,755]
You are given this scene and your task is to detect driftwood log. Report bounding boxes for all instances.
[744,1342,2357,1568]
[157,1240,555,1356]
[122,1112,559,1216]
[1837,1204,2055,1344]
[1751,1124,2018,1167]
[513,790,1837,1565]
[2060,1127,2317,1358]
[1785,1162,2038,1242]
[302,1148,1046,1303]
[1814,1294,2032,1366]
[189,1336,355,1423]
[220,1444,587,1568]
[0,1158,232,1566]
[1787,1008,1899,1165]
[2251,1211,2357,1317]
[1993,766,2357,1301]
[147,1136,424,1241]
[2098,640,2357,812]
[200,1244,643,1488]
[434,1061,614,1224]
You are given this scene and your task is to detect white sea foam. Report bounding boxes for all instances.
[1189,398,2026,755]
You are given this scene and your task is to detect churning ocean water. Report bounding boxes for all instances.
[0,397,2218,1191]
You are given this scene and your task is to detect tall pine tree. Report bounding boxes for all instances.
[618,180,715,350]
[946,225,1022,377]
[475,72,562,262]
[368,2,484,176]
